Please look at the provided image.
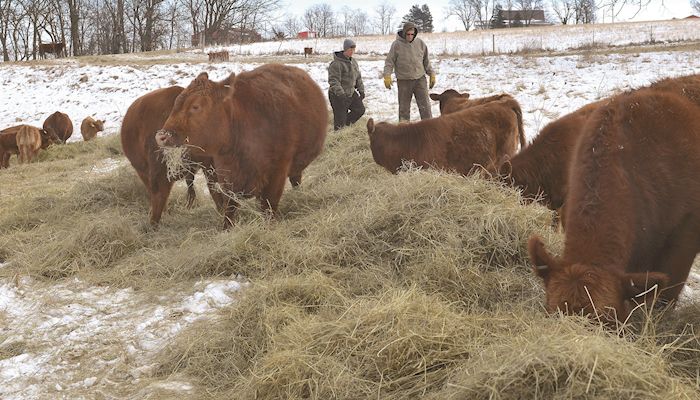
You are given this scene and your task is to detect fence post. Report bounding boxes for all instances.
[492,34,495,54]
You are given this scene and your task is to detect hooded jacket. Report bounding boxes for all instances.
[383,22,434,80]
[328,51,365,98]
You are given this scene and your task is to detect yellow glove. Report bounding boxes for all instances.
[429,74,436,89]
[383,75,392,89]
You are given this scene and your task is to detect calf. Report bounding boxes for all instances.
[80,117,105,141]
[430,89,512,115]
[16,125,43,163]
[43,111,73,142]
[0,125,60,168]
[366,96,524,176]
[529,87,700,325]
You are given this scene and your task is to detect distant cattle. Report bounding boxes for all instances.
[499,100,603,218]
[529,87,700,325]
[43,111,73,142]
[39,42,65,59]
[80,117,105,141]
[366,96,524,176]
[156,64,328,228]
[430,89,514,115]
[208,50,229,62]
[303,47,313,58]
[16,125,43,163]
[0,124,60,168]
[121,86,224,225]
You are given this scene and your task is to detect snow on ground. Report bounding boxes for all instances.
[1,19,700,398]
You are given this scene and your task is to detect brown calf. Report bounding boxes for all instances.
[16,125,42,163]
[529,87,700,325]
[0,125,60,168]
[80,117,105,141]
[366,96,524,176]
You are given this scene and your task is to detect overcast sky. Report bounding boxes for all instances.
[279,0,696,33]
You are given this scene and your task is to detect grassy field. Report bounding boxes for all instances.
[1,115,699,398]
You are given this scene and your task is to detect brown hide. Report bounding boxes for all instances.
[367,96,523,176]
[0,125,58,168]
[80,117,105,141]
[430,90,526,149]
[501,100,603,212]
[529,87,700,325]
[16,125,42,163]
[43,111,73,142]
[121,86,223,225]
[158,64,328,229]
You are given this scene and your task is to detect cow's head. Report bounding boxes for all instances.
[429,89,470,114]
[39,128,62,148]
[528,236,669,325]
[157,72,235,151]
[92,119,105,132]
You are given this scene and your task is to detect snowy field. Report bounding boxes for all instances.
[1,18,700,399]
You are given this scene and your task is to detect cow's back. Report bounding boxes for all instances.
[230,64,328,173]
[121,86,184,185]
[16,125,42,151]
[43,112,73,142]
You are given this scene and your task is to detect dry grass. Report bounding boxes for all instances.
[1,122,699,398]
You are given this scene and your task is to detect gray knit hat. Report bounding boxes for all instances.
[343,38,356,50]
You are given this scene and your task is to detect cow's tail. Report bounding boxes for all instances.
[511,101,526,150]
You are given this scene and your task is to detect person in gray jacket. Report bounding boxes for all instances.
[383,21,436,121]
[328,39,365,131]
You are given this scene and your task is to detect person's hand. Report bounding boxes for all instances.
[383,75,392,89]
[429,74,436,89]
[358,90,365,99]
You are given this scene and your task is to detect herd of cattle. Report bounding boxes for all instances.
[3,61,699,326]
[0,112,104,167]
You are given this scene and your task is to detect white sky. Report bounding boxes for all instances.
[279,0,696,32]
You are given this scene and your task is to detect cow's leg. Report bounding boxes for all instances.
[185,169,197,208]
[148,162,175,225]
[651,217,700,303]
[260,170,288,217]
[202,164,225,212]
[289,173,302,187]
[0,151,7,168]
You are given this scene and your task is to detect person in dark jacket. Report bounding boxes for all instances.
[383,22,436,121]
[328,39,365,131]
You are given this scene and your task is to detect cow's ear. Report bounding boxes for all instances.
[461,93,470,99]
[622,272,669,301]
[528,236,558,280]
[429,93,440,101]
[196,72,209,81]
[219,73,235,88]
[366,118,375,134]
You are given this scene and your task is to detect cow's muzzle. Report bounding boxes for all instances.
[155,129,177,147]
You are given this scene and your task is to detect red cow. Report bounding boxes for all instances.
[529,87,700,325]
[16,125,42,163]
[366,96,524,176]
[0,125,60,168]
[156,64,328,229]
[121,86,224,225]
[430,89,513,115]
[43,111,73,142]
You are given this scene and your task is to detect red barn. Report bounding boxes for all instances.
[297,31,318,39]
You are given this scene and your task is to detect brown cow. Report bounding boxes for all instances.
[366,96,524,176]
[16,125,42,163]
[156,64,328,229]
[529,87,700,325]
[121,86,224,225]
[0,125,60,168]
[499,100,603,215]
[80,117,105,141]
[43,111,73,142]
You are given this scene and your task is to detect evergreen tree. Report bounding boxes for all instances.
[401,4,434,33]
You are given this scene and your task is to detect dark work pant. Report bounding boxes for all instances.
[397,77,432,122]
[329,91,365,131]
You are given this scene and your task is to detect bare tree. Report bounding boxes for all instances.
[349,9,368,35]
[0,0,13,60]
[338,6,352,36]
[550,0,575,23]
[374,1,396,35]
[303,3,334,37]
[282,15,301,38]
[574,0,596,23]
[693,0,700,13]
[515,0,544,25]
[448,0,478,30]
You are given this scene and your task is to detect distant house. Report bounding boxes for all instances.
[500,9,549,27]
[191,27,262,47]
[297,31,318,39]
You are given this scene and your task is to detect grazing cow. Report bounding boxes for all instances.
[529,87,700,325]
[430,89,513,115]
[303,47,313,58]
[156,64,328,229]
[80,117,105,141]
[43,111,73,142]
[208,51,229,62]
[0,125,60,168]
[366,96,524,176]
[499,100,603,216]
[121,86,224,225]
[16,125,43,163]
[39,42,65,59]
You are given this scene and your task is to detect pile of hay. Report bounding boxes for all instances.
[1,123,699,398]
